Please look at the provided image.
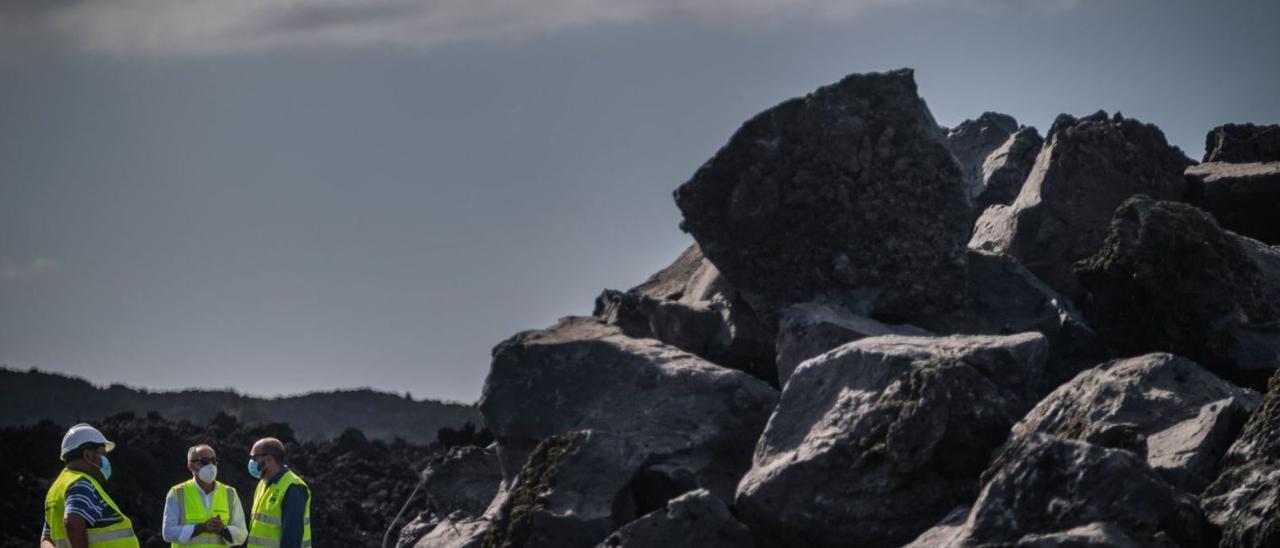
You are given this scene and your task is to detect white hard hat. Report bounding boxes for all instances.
[60,423,115,461]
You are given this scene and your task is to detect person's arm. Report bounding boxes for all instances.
[64,514,89,548]
[278,484,308,548]
[162,488,199,543]
[226,487,249,545]
[40,520,56,548]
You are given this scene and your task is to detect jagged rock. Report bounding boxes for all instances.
[594,244,776,383]
[910,435,1210,547]
[673,68,970,324]
[480,317,778,506]
[945,112,1019,193]
[968,111,1192,300]
[1185,162,1280,245]
[411,511,488,548]
[597,489,754,548]
[1204,123,1280,163]
[397,446,503,547]
[989,353,1260,493]
[1203,371,1280,548]
[977,127,1044,211]
[735,333,1047,548]
[483,431,646,548]
[774,302,931,386]
[1075,197,1280,390]
[917,249,1105,393]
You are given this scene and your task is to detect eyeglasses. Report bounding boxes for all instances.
[190,457,218,466]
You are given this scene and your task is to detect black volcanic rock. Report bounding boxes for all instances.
[1185,162,1280,245]
[1204,123,1280,163]
[594,243,776,384]
[774,302,931,386]
[989,353,1260,494]
[1075,197,1280,390]
[735,333,1047,548]
[969,111,1192,300]
[909,435,1210,547]
[945,112,1019,195]
[598,489,753,548]
[1203,371,1280,548]
[479,317,777,506]
[674,68,970,324]
[975,126,1043,211]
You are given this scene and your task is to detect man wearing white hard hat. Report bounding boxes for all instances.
[161,444,248,546]
[40,423,139,548]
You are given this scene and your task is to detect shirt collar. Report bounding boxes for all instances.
[266,465,290,486]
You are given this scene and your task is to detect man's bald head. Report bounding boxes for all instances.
[251,437,286,465]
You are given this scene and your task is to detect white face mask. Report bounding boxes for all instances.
[197,463,217,483]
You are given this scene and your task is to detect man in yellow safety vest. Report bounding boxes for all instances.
[40,423,140,548]
[246,437,312,548]
[161,444,248,546]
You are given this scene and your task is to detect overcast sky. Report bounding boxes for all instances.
[2,0,1277,403]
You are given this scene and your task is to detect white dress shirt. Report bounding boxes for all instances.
[161,480,248,545]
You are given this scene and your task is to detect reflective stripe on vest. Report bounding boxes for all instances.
[247,469,312,548]
[170,480,237,547]
[43,468,141,548]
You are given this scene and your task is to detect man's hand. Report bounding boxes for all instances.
[40,534,57,548]
[203,516,226,534]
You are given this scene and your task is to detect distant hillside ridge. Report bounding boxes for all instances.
[0,367,480,443]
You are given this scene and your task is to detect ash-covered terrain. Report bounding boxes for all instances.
[396,69,1280,548]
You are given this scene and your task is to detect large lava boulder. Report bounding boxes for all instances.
[1203,371,1280,548]
[945,112,1019,192]
[597,489,754,548]
[479,317,778,505]
[1075,197,1280,390]
[969,111,1192,300]
[943,112,1042,212]
[1204,123,1280,163]
[774,302,931,386]
[735,333,1047,548]
[673,68,970,323]
[989,353,1260,494]
[396,445,503,547]
[908,435,1211,547]
[1185,162,1280,245]
[594,243,776,384]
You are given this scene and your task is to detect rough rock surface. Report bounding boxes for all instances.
[945,112,1019,193]
[910,435,1209,547]
[990,353,1260,493]
[1204,123,1280,163]
[917,249,1105,393]
[735,333,1047,548]
[1185,162,1280,245]
[594,243,776,384]
[1076,197,1280,390]
[976,127,1044,211]
[483,430,647,548]
[396,445,503,547]
[968,111,1192,300]
[597,489,754,548]
[410,512,488,548]
[674,68,970,323]
[1203,371,1280,548]
[480,317,778,505]
[774,302,931,386]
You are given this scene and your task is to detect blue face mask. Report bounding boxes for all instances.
[94,454,113,481]
[248,457,263,479]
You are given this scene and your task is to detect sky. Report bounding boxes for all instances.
[1,0,1278,403]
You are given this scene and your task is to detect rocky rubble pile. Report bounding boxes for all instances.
[1,411,446,548]
[399,68,1280,547]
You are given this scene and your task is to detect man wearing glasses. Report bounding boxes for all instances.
[161,444,248,546]
[246,437,311,548]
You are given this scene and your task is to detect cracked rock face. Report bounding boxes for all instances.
[988,353,1260,494]
[735,332,1047,548]
[1185,161,1280,245]
[910,435,1210,547]
[1203,371,1280,548]
[968,111,1192,300]
[479,317,778,508]
[1204,123,1280,163]
[1075,196,1280,390]
[674,68,970,324]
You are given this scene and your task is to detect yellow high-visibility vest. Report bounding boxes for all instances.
[170,479,237,547]
[247,469,312,548]
[43,468,140,548]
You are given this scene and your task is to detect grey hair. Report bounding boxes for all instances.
[187,444,214,462]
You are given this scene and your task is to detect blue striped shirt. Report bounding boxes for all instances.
[41,478,123,536]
